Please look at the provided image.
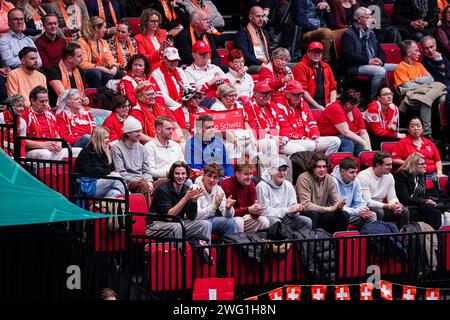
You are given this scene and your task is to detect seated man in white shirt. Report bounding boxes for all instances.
[184,40,227,107]
[357,151,410,227]
[146,116,184,188]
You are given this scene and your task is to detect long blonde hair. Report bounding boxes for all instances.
[17,0,35,21]
[89,126,111,164]
[81,16,105,42]
[399,152,425,174]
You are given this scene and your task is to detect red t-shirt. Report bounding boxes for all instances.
[392,135,441,174]
[317,101,365,136]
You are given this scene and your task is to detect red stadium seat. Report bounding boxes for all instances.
[217,48,228,67]
[127,17,140,36]
[439,225,450,271]
[359,151,377,170]
[311,109,322,122]
[381,44,401,64]
[334,231,367,280]
[129,194,149,236]
[328,152,354,169]
[380,141,398,154]
[225,40,235,51]
[439,177,448,195]
[385,4,393,20]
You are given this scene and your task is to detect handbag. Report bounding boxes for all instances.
[76,177,98,197]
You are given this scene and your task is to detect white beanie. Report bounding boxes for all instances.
[122,116,142,134]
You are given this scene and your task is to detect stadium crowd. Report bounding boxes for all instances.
[0,0,449,241]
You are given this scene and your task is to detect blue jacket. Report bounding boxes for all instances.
[332,165,367,219]
[293,0,334,32]
[184,134,233,177]
[341,23,385,68]
[234,26,271,66]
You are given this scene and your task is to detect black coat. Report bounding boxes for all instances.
[421,55,450,86]
[341,23,386,68]
[234,27,271,66]
[74,144,112,176]
[392,0,439,29]
[394,169,427,206]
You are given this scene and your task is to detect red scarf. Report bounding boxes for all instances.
[133,102,168,137]
[103,112,123,142]
[160,63,184,102]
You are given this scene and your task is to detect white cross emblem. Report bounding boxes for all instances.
[402,289,415,300]
[361,287,372,300]
[272,292,282,300]
[380,284,392,298]
[313,289,324,300]
[427,292,439,300]
[287,289,299,300]
[336,287,349,300]
[208,289,217,300]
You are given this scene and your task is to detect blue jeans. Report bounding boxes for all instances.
[72,134,91,148]
[338,135,364,156]
[347,63,397,100]
[95,178,126,198]
[208,216,236,236]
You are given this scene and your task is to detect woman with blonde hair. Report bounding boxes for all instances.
[134,9,172,70]
[395,152,442,230]
[17,0,46,37]
[77,16,124,87]
[74,126,126,198]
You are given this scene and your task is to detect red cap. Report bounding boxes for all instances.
[307,41,324,52]
[192,41,211,54]
[285,80,304,94]
[254,81,273,93]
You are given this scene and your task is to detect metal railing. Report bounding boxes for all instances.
[0,103,19,159]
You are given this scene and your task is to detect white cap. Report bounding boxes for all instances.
[163,47,181,61]
[122,116,142,134]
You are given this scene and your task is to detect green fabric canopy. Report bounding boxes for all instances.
[0,150,108,226]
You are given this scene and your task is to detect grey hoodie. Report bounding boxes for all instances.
[256,169,298,219]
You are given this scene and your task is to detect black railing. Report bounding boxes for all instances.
[0,102,19,159]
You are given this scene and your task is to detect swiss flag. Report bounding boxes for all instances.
[268,288,283,300]
[360,283,373,301]
[401,286,416,301]
[379,280,393,300]
[285,286,301,301]
[311,285,327,301]
[245,296,259,300]
[335,285,351,301]
[425,289,440,301]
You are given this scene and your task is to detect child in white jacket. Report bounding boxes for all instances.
[194,163,237,236]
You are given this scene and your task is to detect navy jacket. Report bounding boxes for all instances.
[293,0,334,32]
[173,28,220,67]
[234,26,271,66]
[421,55,450,86]
[341,23,386,68]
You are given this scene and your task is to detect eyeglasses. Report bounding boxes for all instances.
[192,94,204,100]
[224,94,238,99]
[417,162,427,166]
[122,104,131,109]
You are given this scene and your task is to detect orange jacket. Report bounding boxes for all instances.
[77,37,118,69]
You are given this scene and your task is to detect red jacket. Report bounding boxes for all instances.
[117,73,164,106]
[278,100,321,140]
[57,110,96,145]
[292,55,337,105]
[258,62,289,105]
[363,100,400,138]
[128,101,168,138]
[102,112,123,143]
[243,98,291,139]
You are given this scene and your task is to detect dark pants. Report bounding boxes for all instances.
[409,204,442,230]
[0,76,7,102]
[370,206,410,228]
[301,210,350,234]
[85,69,126,88]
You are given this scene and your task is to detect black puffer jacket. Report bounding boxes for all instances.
[74,144,112,176]
[292,228,336,284]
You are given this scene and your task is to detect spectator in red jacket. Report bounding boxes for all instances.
[56,88,96,148]
[279,80,341,155]
[258,47,294,105]
[363,86,406,150]
[317,88,371,156]
[128,81,171,145]
[292,42,337,111]
[118,54,163,107]
[102,94,130,146]
[221,163,270,233]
